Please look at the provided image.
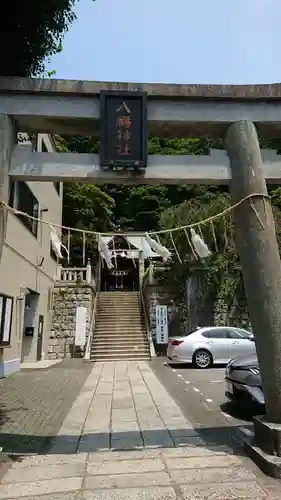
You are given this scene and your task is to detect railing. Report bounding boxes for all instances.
[56,260,96,290]
[140,276,156,358]
[84,262,101,361]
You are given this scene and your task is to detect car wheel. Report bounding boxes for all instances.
[193,349,212,369]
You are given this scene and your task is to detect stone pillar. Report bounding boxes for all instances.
[0,115,17,264]
[225,121,281,423]
[86,259,91,283]
[139,250,145,288]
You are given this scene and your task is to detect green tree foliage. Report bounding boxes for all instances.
[1,0,78,76]
[52,135,115,265]
[158,194,240,306]
[62,183,115,265]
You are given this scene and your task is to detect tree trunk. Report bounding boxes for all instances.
[186,274,214,332]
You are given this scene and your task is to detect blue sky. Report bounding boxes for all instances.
[47,0,281,84]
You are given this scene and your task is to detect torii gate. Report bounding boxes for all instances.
[1,78,281,469]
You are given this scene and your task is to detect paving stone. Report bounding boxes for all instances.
[180,481,266,499]
[0,360,92,455]
[112,399,135,410]
[87,458,165,475]
[47,435,79,448]
[112,409,137,422]
[78,434,110,452]
[82,486,177,500]
[4,494,79,500]
[0,476,82,498]
[169,466,256,484]
[88,449,162,462]
[111,421,140,432]
[84,471,171,489]
[165,454,242,470]
[161,445,228,458]
[3,462,85,483]
[168,428,197,438]
[47,441,79,454]
[111,438,143,450]
[173,436,204,447]
[142,430,174,448]
[10,453,87,468]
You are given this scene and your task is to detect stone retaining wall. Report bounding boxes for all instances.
[48,284,94,359]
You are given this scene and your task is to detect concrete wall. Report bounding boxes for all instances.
[49,284,94,359]
[0,134,63,377]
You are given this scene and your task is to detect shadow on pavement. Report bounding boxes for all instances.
[166,362,226,370]
[0,426,249,458]
[220,401,264,422]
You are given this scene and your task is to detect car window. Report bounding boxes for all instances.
[227,329,241,339]
[202,329,228,339]
[234,328,253,339]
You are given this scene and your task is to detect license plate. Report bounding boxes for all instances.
[226,382,233,394]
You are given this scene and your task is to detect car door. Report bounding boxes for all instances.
[227,328,255,358]
[201,328,231,363]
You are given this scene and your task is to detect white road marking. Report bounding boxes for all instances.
[206,398,213,403]
[193,387,200,393]
[210,380,222,383]
[172,368,176,372]
[177,374,183,378]
[185,380,190,385]
[201,402,211,410]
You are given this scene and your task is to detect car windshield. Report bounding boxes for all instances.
[234,328,253,339]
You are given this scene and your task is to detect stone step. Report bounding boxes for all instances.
[93,334,147,344]
[91,340,148,351]
[98,304,140,308]
[99,292,139,295]
[95,322,143,328]
[93,336,146,343]
[99,293,140,301]
[94,332,145,338]
[98,298,140,302]
[95,320,143,324]
[98,304,140,307]
[91,346,150,354]
[96,313,142,324]
[97,306,140,310]
[90,353,150,361]
[95,328,143,338]
[97,312,141,317]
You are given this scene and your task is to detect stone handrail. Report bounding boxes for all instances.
[56,260,94,286]
[84,263,101,361]
[140,279,156,357]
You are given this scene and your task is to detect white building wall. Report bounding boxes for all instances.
[0,134,63,376]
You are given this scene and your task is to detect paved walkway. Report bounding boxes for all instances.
[0,359,92,455]
[0,361,280,499]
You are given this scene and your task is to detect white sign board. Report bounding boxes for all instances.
[75,306,87,347]
[155,305,168,344]
[3,298,13,344]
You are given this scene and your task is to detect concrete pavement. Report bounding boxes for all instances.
[0,359,93,455]
[0,360,279,499]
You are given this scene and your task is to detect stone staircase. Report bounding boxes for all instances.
[90,291,151,361]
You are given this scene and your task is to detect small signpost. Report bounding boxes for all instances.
[155,305,168,344]
[100,90,148,168]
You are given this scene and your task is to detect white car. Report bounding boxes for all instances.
[167,326,255,368]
